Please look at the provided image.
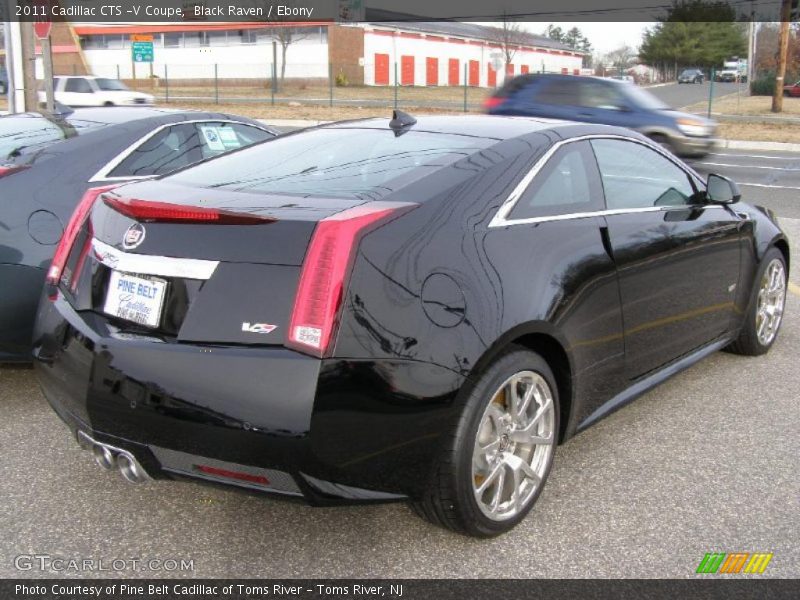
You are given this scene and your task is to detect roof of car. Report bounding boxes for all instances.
[320,114,641,144]
[64,106,203,125]
[322,115,571,140]
[2,107,269,132]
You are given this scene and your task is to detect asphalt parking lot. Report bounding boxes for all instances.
[2,214,799,579]
[2,99,798,577]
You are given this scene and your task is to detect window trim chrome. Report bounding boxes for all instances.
[89,119,275,183]
[488,134,711,228]
[92,238,219,280]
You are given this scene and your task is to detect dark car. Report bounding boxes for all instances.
[678,69,704,84]
[484,74,717,157]
[0,107,277,362]
[716,71,738,83]
[33,115,789,538]
[783,81,800,97]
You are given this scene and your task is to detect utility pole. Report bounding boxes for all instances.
[41,33,54,112]
[772,0,792,113]
[20,21,38,112]
[746,0,755,90]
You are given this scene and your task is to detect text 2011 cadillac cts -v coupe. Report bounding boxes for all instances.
[33,114,789,537]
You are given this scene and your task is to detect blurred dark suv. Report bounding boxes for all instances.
[484,74,716,157]
[678,69,704,84]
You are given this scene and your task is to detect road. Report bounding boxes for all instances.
[647,80,742,109]
[688,149,800,219]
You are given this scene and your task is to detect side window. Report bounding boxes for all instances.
[64,78,92,93]
[508,141,603,220]
[577,81,627,110]
[533,79,578,105]
[195,122,273,159]
[108,124,204,178]
[591,139,698,209]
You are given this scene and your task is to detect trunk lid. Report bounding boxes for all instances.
[60,181,368,347]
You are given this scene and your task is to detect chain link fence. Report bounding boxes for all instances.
[56,61,574,112]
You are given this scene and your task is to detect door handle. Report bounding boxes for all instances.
[599,225,614,260]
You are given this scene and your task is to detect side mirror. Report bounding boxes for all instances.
[706,173,741,204]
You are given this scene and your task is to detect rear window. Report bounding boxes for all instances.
[0,116,107,161]
[0,117,67,160]
[169,128,492,199]
[496,74,537,97]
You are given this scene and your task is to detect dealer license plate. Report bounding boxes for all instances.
[103,271,167,329]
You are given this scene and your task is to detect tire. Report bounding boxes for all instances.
[647,133,674,154]
[727,247,787,356]
[412,346,559,537]
[103,101,115,107]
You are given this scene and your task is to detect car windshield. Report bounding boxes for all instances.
[169,127,494,200]
[621,84,670,110]
[95,78,129,91]
[680,70,696,77]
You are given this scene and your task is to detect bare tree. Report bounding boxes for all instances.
[254,0,311,86]
[604,45,637,75]
[274,26,310,83]
[488,19,530,68]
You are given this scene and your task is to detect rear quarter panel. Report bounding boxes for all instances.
[335,130,626,439]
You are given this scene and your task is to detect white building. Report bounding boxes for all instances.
[69,22,584,87]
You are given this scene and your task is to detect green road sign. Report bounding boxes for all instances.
[132,41,154,63]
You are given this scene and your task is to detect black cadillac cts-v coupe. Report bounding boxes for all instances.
[33,114,789,537]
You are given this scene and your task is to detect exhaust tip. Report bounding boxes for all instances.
[92,444,116,470]
[117,453,148,484]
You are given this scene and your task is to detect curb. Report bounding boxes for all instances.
[719,139,800,152]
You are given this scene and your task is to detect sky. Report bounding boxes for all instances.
[523,22,653,55]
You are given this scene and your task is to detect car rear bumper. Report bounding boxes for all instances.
[33,291,462,503]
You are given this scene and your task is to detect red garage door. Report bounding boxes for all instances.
[426,57,438,86]
[487,63,497,87]
[401,55,415,85]
[561,67,569,75]
[521,65,529,74]
[468,60,479,86]
[448,59,459,85]
[506,64,515,77]
[374,53,389,85]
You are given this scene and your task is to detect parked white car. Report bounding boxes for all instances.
[38,76,155,107]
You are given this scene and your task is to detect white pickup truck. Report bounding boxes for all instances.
[39,76,155,107]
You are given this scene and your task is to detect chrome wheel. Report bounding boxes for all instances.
[756,258,786,346]
[472,370,555,521]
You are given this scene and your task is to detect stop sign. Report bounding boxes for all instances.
[34,20,52,40]
[33,0,52,39]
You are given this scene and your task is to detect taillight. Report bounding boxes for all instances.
[103,196,275,224]
[287,202,415,358]
[0,165,29,178]
[483,96,506,110]
[46,185,119,287]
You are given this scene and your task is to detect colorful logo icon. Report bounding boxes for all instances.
[696,552,773,574]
